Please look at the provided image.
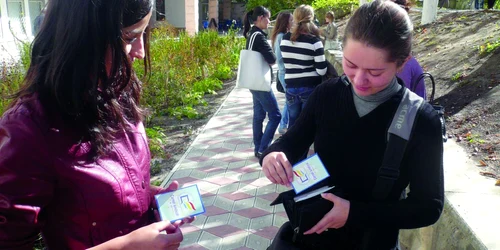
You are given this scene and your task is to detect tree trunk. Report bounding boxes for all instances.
[422,0,438,25]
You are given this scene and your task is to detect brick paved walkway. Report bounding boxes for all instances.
[161,82,289,250]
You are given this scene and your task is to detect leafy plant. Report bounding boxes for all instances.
[0,41,31,116]
[193,77,223,94]
[478,40,500,56]
[168,105,200,120]
[451,72,465,81]
[135,26,244,120]
[213,64,233,80]
[151,179,162,186]
[312,0,358,20]
[246,0,313,15]
[145,126,169,159]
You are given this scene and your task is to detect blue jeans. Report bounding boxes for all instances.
[250,90,281,153]
[286,87,314,128]
[278,74,288,130]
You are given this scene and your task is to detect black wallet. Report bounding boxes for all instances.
[270,187,348,246]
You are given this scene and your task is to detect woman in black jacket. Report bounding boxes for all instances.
[264,1,444,249]
[243,6,281,158]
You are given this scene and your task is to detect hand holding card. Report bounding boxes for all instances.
[291,153,330,194]
[155,185,206,223]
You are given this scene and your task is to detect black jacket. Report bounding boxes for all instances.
[246,26,276,65]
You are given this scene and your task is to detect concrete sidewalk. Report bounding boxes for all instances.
[161,83,288,250]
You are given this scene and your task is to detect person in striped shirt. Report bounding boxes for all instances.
[280,5,327,128]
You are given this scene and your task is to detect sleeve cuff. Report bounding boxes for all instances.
[345,200,364,227]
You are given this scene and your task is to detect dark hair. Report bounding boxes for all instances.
[291,5,320,42]
[243,6,270,38]
[209,18,218,30]
[12,0,153,158]
[343,0,412,66]
[271,11,292,47]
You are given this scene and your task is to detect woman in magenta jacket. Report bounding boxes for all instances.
[0,0,192,249]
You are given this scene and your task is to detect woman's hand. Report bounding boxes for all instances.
[303,193,350,235]
[123,220,183,250]
[262,152,293,187]
[151,181,180,210]
[89,221,183,250]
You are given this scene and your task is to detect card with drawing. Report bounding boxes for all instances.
[155,185,206,223]
[291,153,330,194]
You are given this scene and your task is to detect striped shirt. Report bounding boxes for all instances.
[280,33,327,88]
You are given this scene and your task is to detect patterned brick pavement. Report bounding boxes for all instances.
[161,83,289,250]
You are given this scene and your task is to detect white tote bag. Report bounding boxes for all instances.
[236,32,272,92]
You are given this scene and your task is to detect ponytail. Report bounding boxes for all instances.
[243,6,270,39]
[243,10,254,38]
[291,5,320,42]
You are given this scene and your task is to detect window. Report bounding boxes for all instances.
[29,0,43,36]
[0,4,3,39]
[7,0,25,38]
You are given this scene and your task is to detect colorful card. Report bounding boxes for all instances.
[291,153,330,194]
[155,185,206,223]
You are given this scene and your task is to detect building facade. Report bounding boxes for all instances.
[0,0,245,62]
[0,0,47,62]
[155,0,245,35]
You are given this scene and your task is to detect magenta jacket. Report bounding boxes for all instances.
[0,95,161,249]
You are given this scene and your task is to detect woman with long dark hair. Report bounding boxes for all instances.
[243,6,281,158]
[0,0,192,248]
[271,11,293,134]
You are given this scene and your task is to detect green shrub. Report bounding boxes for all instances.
[312,0,358,21]
[0,41,31,116]
[145,126,169,159]
[213,64,233,80]
[193,77,223,94]
[135,27,244,120]
[246,0,313,15]
[168,105,200,120]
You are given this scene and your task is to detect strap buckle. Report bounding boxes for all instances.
[377,166,400,180]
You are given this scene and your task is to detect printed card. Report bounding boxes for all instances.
[155,185,206,223]
[291,153,330,194]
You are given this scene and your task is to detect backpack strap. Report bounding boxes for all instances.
[372,88,424,200]
[412,72,436,103]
